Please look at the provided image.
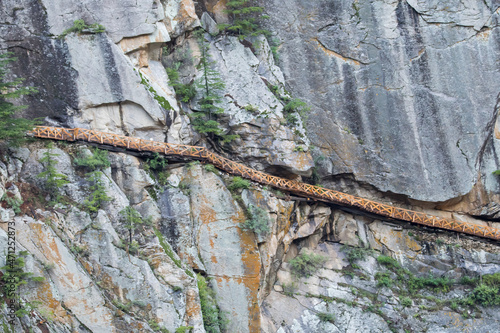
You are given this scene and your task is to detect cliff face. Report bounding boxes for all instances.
[264,0,500,205]
[1,1,500,333]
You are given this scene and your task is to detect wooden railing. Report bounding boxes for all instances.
[31,126,500,241]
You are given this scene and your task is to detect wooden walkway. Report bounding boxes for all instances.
[31,126,500,241]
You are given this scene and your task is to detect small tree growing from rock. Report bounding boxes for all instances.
[0,52,38,146]
[37,143,69,204]
[191,31,239,144]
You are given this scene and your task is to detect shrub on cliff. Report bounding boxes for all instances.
[242,204,270,236]
[289,252,327,278]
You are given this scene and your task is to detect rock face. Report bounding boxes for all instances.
[263,0,500,202]
[1,0,500,333]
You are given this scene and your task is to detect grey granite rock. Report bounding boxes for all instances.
[263,0,500,202]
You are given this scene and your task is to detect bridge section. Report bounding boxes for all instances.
[31,126,500,241]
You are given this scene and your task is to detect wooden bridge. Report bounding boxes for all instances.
[31,126,500,241]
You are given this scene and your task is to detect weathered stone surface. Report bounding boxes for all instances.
[210,35,314,175]
[80,227,182,332]
[42,0,165,43]
[163,0,200,38]
[108,153,154,205]
[10,218,117,332]
[201,12,219,36]
[3,1,500,332]
[263,0,500,202]
[157,183,205,270]
[119,22,171,54]
[187,165,261,333]
[0,0,79,126]
[66,34,167,140]
[21,147,77,193]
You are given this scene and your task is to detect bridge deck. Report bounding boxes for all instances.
[31,126,500,241]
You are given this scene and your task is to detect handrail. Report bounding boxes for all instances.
[31,126,500,241]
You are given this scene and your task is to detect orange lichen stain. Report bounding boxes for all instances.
[81,260,94,275]
[185,288,202,326]
[33,280,72,324]
[291,150,314,171]
[176,0,198,24]
[310,38,361,65]
[477,29,491,41]
[276,203,295,236]
[212,0,229,20]
[197,194,218,225]
[30,224,62,263]
[100,271,129,300]
[403,232,422,252]
[235,209,262,333]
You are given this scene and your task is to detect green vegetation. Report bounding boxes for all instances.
[166,63,196,103]
[282,282,297,297]
[317,312,335,323]
[283,98,310,126]
[309,153,326,185]
[376,255,399,269]
[400,296,412,308]
[289,252,327,278]
[147,319,170,333]
[377,255,454,293]
[375,272,393,288]
[83,171,112,213]
[187,160,200,169]
[0,53,39,146]
[145,152,168,171]
[154,228,195,278]
[138,71,172,111]
[73,147,110,170]
[483,272,500,286]
[60,19,105,38]
[70,245,88,256]
[143,152,169,187]
[269,37,281,63]
[112,299,132,312]
[120,206,151,248]
[244,104,259,113]
[191,32,238,143]
[408,274,454,293]
[242,204,269,236]
[468,284,499,306]
[228,176,250,191]
[197,274,227,333]
[341,245,372,269]
[1,194,23,215]
[373,253,500,316]
[0,251,45,317]
[219,0,270,40]
[176,326,194,333]
[37,143,70,203]
[203,163,218,174]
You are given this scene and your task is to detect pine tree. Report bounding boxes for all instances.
[37,143,70,203]
[83,171,112,213]
[0,53,38,146]
[191,33,239,143]
[220,0,270,40]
